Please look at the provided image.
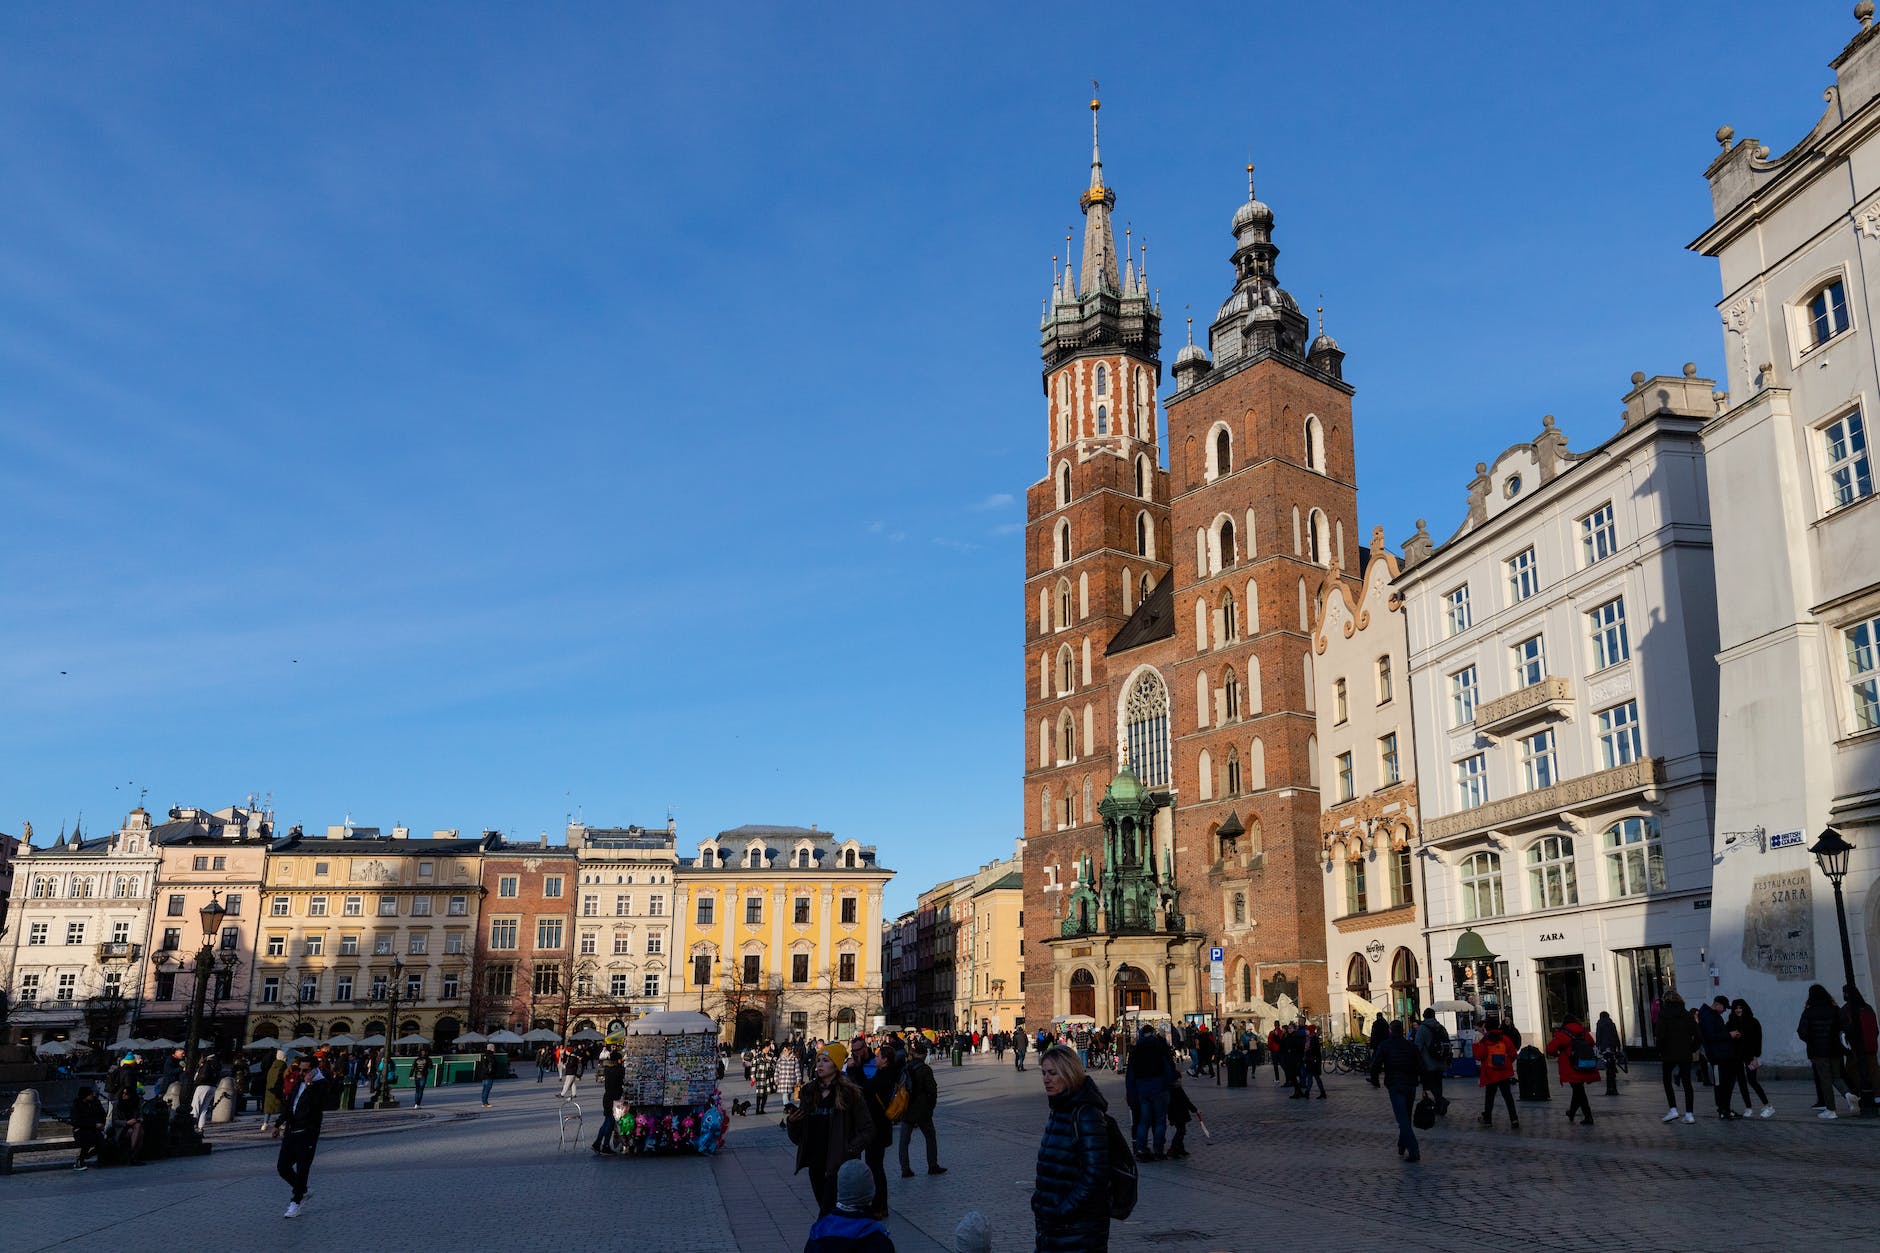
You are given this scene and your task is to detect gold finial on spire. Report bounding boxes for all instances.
[1317,297,1324,336]
[1246,162,1256,199]
[1185,304,1194,347]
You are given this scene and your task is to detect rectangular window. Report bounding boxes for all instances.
[1597,700,1644,769]
[299,975,318,1003]
[412,895,432,916]
[418,862,434,879]
[533,965,560,996]
[489,918,518,950]
[153,972,175,1001]
[192,856,209,871]
[579,931,597,955]
[840,898,858,925]
[613,934,631,955]
[692,954,712,987]
[1590,598,1630,670]
[838,952,857,983]
[498,876,519,898]
[1456,754,1488,810]
[648,894,664,916]
[742,955,761,984]
[1824,410,1874,509]
[543,876,563,899]
[487,964,514,997]
[1345,858,1368,914]
[645,932,662,955]
[615,895,629,916]
[1376,655,1394,704]
[377,896,397,917]
[1390,846,1414,908]
[642,972,661,998]
[1336,751,1355,802]
[792,953,810,983]
[445,933,465,955]
[309,896,328,917]
[313,861,329,876]
[66,921,85,945]
[582,894,598,917]
[336,974,354,1001]
[447,895,467,916]
[269,895,290,917]
[265,933,284,957]
[1379,732,1400,785]
[305,935,324,957]
[537,918,564,949]
[745,897,763,926]
[159,926,180,951]
[340,934,359,955]
[1333,678,1349,724]
[442,972,459,999]
[1450,666,1479,727]
[1513,634,1546,688]
[408,931,428,954]
[612,973,631,997]
[1809,279,1851,346]
[28,922,47,946]
[223,893,242,916]
[1580,502,1617,566]
[220,925,239,951]
[369,974,388,1000]
[1848,616,1880,732]
[1520,728,1558,792]
[374,935,393,955]
[260,976,280,1003]
[1445,584,1473,636]
[212,855,226,871]
[794,896,811,925]
[344,896,363,916]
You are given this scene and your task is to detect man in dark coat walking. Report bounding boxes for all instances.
[1368,1020,1424,1162]
[896,1041,945,1178]
[277,1056,326,1218]
[1124,1026,1176,1161]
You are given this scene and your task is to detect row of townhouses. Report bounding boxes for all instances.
[0,813,892,1052]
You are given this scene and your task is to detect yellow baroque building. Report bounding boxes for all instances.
[674,825,891,1047]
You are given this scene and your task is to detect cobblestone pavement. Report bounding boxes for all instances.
[5,1056,1878,1251]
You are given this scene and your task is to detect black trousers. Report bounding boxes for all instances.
[1422,1069,1448,1112]
[1713,1059,1741,1114]
[1662,1059,1694,1110]
[809,1166,837,1216]
[1481,1079,1516,1122]
[1566,1083,1593,1121]
[1736,1063,1769,1107]
[897,1117,938,1173]
[277,1131,318,1202]
[863,1142,889,1214]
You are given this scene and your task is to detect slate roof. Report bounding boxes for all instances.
[1105,575,1175,655]
[972,870,1024,896]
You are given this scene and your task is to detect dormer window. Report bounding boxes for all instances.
[1808,279,1851,348]
[746,847,763,869]
[843,848,858,869]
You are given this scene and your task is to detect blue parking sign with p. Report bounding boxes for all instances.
[1209,946,1224,962]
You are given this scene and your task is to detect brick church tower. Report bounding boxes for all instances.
[1021,100,1171,1022]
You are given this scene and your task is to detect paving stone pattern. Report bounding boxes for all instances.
[4,1055,1876,1251]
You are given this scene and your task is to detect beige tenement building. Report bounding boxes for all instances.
[966,849,1027,1034]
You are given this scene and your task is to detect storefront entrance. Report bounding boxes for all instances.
[1536,955,1589,1033]
[1614,944,1675,1051]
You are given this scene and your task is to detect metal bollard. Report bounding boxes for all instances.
[6,1090,42,1143]
[211,1078,237,1124]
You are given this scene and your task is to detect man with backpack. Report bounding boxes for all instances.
[1545,1015,1601,1125]
[1472,1016,1518,1128]
[1413,1009,1452,1116]
[895,1041,945,1178]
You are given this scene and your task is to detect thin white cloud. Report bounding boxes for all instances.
[932,537,980,552]
[968,493,1014,512]
[989,522,1024,536]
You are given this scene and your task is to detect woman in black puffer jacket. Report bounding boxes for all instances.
[1032,1044,1111,1253]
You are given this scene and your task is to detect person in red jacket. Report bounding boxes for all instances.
[1473,1017,1519,1129]
[1545,1017,1600,1125]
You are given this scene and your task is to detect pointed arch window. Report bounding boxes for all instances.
[1221,592,1239,643]
[1095,364,1108,396]
[1140,573,1153,601]
[1056,520,1071,566]
[1225,747,1243,796]
[1058,712,1076,763]
[1308,509,1330,565]
[1135,367,1151,439]
[1223,667,1241,721]
[1136,512,1152,558]
[1136,456,1150,499]
[1305,414,1326,472]
[1055,578,1072,631]
[1123,669,1171,788]
[1096,404,1108,435]
[1216,428,1232,476]
[1056,645,1075,695]
[1058,462,1072,506]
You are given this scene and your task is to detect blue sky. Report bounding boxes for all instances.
[0,2,1843,915]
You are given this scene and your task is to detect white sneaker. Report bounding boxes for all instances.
[1846,1092,1860,1113]
[284,1203,301,1218]
[1682,1112,1695,1124]
[1759,1105,1774,1118]
[1662,1108,1680,1123]
[1819,1109,1838,1120]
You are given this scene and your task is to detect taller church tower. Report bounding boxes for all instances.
[1021,100,1172,1020]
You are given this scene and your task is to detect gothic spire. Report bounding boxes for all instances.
[1078,97,1121,295]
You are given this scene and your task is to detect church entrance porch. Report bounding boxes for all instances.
[1114,964,1155,1016]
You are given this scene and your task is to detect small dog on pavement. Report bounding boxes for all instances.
[730,1098,752,1116]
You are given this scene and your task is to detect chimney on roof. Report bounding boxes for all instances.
[390,826,410,840]
[433,829,458,840]
[666,817,676,835]
[811,824,818,833]
[326,825,348,839]
[539,832,548,847]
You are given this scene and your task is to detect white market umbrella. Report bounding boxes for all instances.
[286,1036,320,1049]
[325,1034,359,1047]
[121,1038,152,1050]
[37,1040,75,1055]
[1054,1015,1097,1026]
[357,1034,387,1047]
[247,1037,282,1050]
[394,1033,430,1046]
[1430,1000,1477,1014]
[568,1028,604,1042]
[486,1029,526,1045]
[146,1037,181,1049]
[521,1028,561,1043]
[454,1031,489,1045]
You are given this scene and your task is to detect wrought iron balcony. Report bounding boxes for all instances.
[1425,756,1663,842]
[1474,675,1574,740]
[97,942,142,962]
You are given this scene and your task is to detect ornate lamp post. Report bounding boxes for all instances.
[372,955,404,1108]
[177,892,227,1148]
[1809,827,1859,993]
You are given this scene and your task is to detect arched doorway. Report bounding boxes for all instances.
[1391,949,1420,1021]
[1069,969,1096,1019]
[1113,965,1154,1016]
[1346,954,1372,1037]
[834,1007,856,1041]
[434,1016,460,1052]
[734,1007,765,1050]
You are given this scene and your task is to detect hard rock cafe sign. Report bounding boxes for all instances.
[1364,939,1385,963]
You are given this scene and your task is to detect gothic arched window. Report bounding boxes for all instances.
[1056,520,1071,566]
[1123,669,1171,788]
[1095,364,1108,396]
[1216,428,1232,477]
[1219,518,1237,568]
[1305,414,1326,472]
[1096,404,1108,435]
[1058,462,1072,506]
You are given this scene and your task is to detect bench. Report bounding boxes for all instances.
[0,1135,78,1175]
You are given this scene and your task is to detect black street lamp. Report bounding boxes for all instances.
[1809,827,1860,994]
[372,955,404,1108]
[178,892,227,1149]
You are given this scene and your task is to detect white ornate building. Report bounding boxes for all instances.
[1313,531,1425,1037]
[1,811,162,1048]
[1691,9,1880,1057]
[1396,373,1720,1048]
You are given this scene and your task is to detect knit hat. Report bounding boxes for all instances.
[955,1210,992,1251]
[835,1159,875,1213]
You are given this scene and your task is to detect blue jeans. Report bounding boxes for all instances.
[1133,1081,1169,1154]
[412,1080,426,1108]
[480,1078,495,1104]
[1388,1086,1418,1158]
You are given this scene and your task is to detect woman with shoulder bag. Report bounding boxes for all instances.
[1032,1044,1112,1253]
[1473,1017,1519,1128]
